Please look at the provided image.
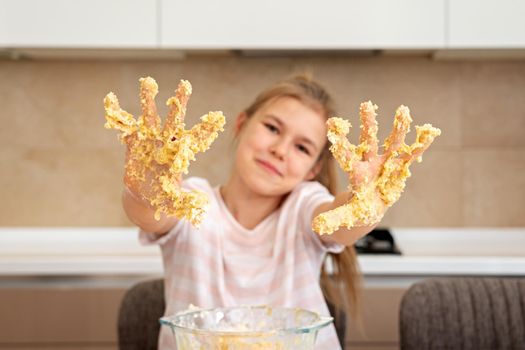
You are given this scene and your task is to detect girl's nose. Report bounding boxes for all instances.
[270,138,288,160]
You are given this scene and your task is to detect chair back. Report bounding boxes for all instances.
[399,277,525,349]
[118,279,164,350]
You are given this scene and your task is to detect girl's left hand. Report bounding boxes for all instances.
[313,101,441,235]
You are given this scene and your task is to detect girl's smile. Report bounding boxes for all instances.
[255,158,283,177]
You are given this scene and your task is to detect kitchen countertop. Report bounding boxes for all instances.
[1,227,524,278]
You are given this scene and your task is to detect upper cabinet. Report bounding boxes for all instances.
[160,0,446,49]
[0,0,157,48]
[0,6,7,46]
[447,0,525,48]
[2,0,525,51]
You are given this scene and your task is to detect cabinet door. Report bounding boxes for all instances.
[0,287,125,346]
[1,0,157,48]
[448,0,525,48]
[0,2,7,46]
[160,0,445,49]
[345,286,405,349]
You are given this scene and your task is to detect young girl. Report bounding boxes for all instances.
[121,75,393,349]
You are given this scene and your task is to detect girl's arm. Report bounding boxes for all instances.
[122,187,178,236]
[313,194,378,247]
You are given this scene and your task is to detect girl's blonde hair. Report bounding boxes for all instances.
[243,74,362,323]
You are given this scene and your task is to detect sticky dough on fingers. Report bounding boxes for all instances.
[378,108,441,207]
[104,77,226,226]
[313,102,441,235]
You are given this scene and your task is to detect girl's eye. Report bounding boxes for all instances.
[296,144,311,155]
[264,123,279,134]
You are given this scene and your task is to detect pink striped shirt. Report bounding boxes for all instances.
[140,177,344,349]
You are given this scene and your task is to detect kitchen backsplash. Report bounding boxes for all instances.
[1,55,524,226]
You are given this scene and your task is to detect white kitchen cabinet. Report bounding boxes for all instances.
[0,0,157,48]
[0,4,7,45]
[3,0,525,52]
[448,0,525,48]
[160,0,446,49]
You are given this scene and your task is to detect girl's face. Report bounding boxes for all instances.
[234,96,327,197]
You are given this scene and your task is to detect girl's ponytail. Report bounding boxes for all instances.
[317,159,362,326]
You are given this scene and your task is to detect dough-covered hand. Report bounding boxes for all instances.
[104,77,226,226]
[313,101,441,235]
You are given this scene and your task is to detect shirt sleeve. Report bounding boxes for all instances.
[138,176,212,246]
[296,181,345,254]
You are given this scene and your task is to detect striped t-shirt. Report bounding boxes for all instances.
[140,177,344,349]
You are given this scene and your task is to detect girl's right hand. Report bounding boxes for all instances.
[123,139,176,212]
[121,141,179,234]
[104,77,225,227]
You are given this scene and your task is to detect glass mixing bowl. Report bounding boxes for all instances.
[160,305,333,349]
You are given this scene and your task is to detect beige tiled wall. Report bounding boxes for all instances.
[1,55,524,227]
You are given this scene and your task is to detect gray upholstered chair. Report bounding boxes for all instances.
[118,279,164,350]
[118,278,347,350]
[399,277,525,349]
